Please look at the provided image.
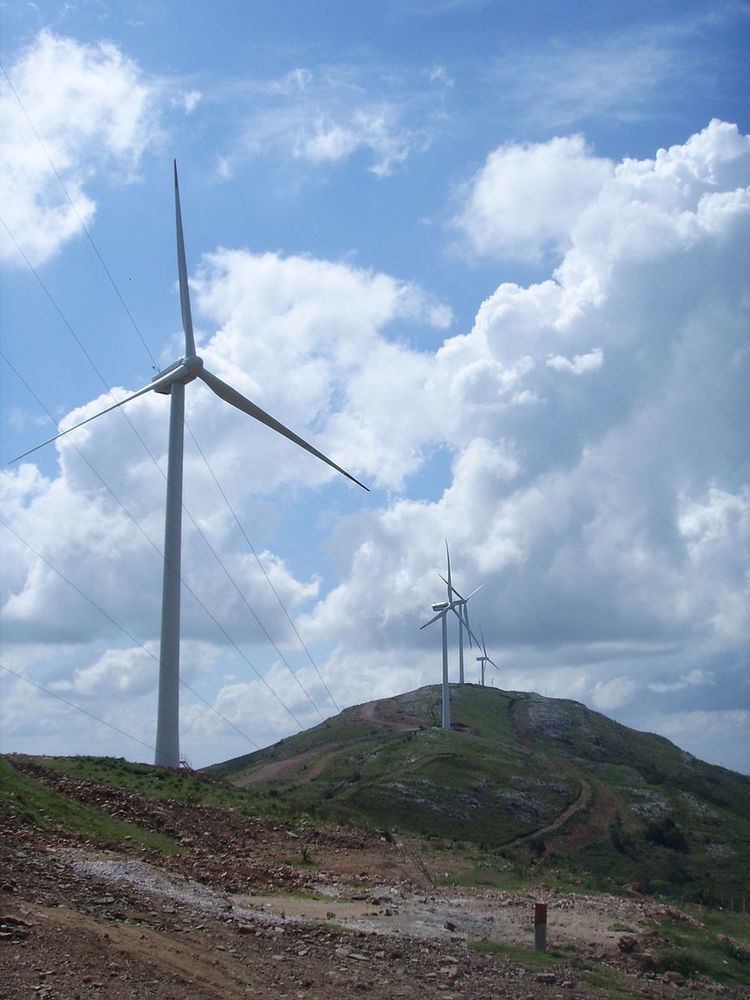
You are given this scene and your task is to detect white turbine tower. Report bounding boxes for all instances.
[419,596,456,730]
[13,163,368,768]
[476,625,499,687]
[439,541,481,684]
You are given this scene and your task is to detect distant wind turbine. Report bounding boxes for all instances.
[12,162,368,768]
[476,625,499,687]
[419,596,455,730]
[439,541,481,684]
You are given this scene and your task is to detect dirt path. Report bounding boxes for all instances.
[351,699,425,733]
[507,698,618,853]
[233,741,343,786]
[501,778,593,849]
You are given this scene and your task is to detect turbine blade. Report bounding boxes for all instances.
[465,583,484,601]
[10,369,179,463]
[489,658,499,670]
[419,609,445,629]
[464,603,473,647]
[199,367,369,491]
[438,573,464,600]
[174,161,196,358]
[445,539,452,592]
[465,623,481,648]
[480,624,488,658]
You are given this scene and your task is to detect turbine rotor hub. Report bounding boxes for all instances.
[152,354,204,394]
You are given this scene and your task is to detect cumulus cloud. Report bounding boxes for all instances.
[2,119,748,770]
[546,348,603,374]
[454,135,612,261]
[0,30,160,265]
[302,119,750,764]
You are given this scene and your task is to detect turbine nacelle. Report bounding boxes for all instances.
[152,355,204,394]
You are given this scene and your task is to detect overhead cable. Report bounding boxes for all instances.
[0,247,314,730]
[187,422,341,715]
[0,516,261,751]
[0,59,158,370]
[0,662,156,755]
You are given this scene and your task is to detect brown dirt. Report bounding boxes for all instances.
[233,742,344,787]
[349,698,425,734]
[1,757,743,999]
[508,698,622,855]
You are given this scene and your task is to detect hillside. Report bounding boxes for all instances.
[211,684,750,904]
[3,726,750,997]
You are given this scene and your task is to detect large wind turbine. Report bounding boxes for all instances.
[13,163,368,768]
[439,541,481,684]
[476,625,499,686]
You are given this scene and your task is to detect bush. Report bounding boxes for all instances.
[645,816,689,853]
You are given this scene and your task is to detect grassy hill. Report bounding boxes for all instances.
[210,683,750,905]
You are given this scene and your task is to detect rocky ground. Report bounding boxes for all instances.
[1,759,747,999]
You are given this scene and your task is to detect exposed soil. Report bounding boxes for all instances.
[349,699,426,734]
[1,758,745,999]
[508,698,621,855]
[234,743,344,787]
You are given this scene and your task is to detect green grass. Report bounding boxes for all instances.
[650,913,750,987]
[206,684,750,905]
[14,754,269,812]
[470,938,566,969]
[0,758,180,854]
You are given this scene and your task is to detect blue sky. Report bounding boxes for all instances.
[1,0,748,771]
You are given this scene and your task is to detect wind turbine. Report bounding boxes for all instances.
[439,541,481,684]
[12,163,368,768]
[419,596,456,730]
[476,625,499,687]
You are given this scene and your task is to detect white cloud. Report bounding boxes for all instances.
[546,348,603,374]
[591,676,637,711]
[454,135,612,261]
[216,66,432,179]
[172,89,202,114]
[648,669,715,694]
[0,30,161,265]
[2,120,748,770]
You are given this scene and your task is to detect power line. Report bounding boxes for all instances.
[0,662,156,755]
[186,420,341,714]
[0,239,315,730]
[0,214,164,475]
[185,418,331,720]
[1,93,339,727]
[0,516,261,751]
[0,58,158,370]
[1,76,340,720]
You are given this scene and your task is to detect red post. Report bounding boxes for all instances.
[534,901,547,951]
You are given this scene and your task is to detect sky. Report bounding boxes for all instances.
[1,0,748,773]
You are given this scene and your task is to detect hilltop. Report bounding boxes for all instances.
[211,684,750,904]
[2,685,750,998]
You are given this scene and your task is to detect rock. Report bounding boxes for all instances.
[535,972,557,984]
[662,971,685,985]
[444,921,457,932]
[624,881,649,896]
[618,934,638,953]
